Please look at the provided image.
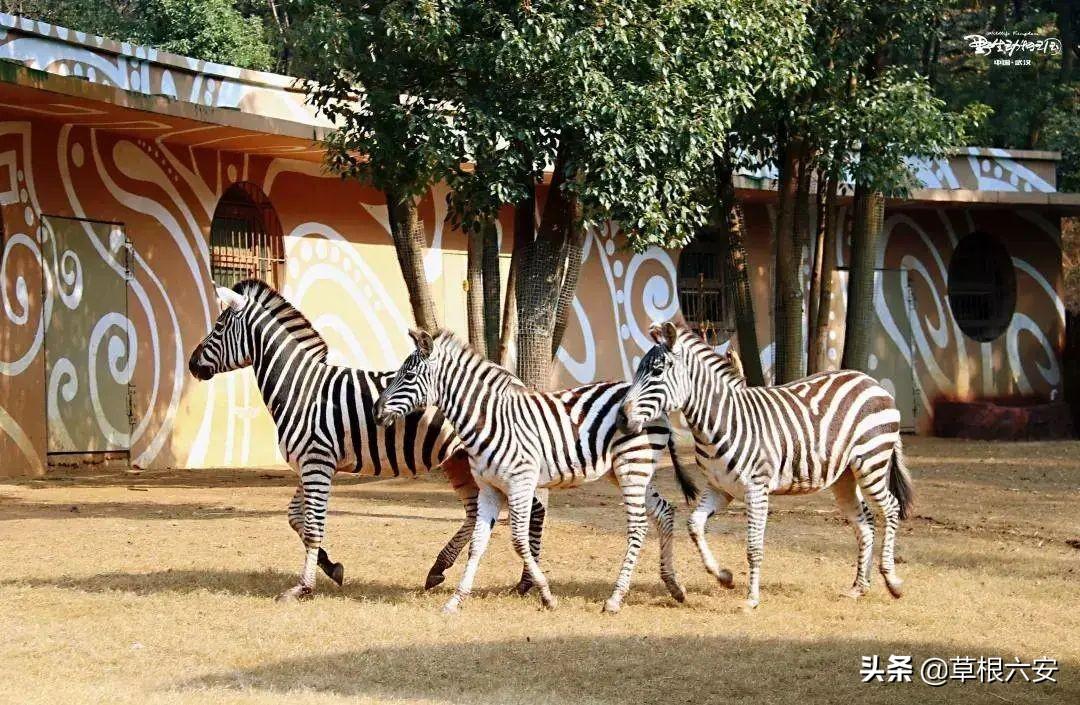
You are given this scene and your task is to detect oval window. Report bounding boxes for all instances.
[947,233,1016,342]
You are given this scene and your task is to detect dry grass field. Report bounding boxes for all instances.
[1,437,1078,705]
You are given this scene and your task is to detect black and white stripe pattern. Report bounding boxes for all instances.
[374,329,696,614]
[187,279,546,600]
[620,322,914,609]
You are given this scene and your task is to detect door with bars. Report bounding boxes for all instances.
[210,182,284,288]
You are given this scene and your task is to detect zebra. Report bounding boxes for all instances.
[373,328,698,614]
[187,279,548,601]
[618,321,914,610]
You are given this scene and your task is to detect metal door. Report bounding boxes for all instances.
[42,216,133,454]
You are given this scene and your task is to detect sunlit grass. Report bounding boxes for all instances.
[1,436,1077,704]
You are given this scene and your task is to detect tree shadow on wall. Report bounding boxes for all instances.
[182,633,1076,705]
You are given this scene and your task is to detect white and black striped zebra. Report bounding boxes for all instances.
[187,279,548,601]
[374,329,698,614]
[619,322,914,610]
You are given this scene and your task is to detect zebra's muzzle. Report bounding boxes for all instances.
[616,407,643,435]
[373,402,401,428]
[187,346,214,381]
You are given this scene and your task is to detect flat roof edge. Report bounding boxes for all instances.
[0,59,331,143]
[0,13,301,92]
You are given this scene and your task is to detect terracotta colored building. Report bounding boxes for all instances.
[0,16,1076,477]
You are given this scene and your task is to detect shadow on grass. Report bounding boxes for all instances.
[0,494,467,524]
[0,568,688,605]
[181,633,1076,705]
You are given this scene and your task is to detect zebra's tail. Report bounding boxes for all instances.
[667,435,699,505]
[889,439,914,521]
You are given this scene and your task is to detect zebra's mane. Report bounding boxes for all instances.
[678,328,747,390]
[233,279,330,363]
[433,330,525,388]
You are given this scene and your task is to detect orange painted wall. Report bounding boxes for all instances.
[0,113,1066,476]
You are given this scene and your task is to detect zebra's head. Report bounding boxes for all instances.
[374,329,436,427]
[618,322,690,434]
[187,286,254,381]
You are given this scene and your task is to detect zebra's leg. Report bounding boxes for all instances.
[645,482,686,603]
[515,488,548,596]
[603,464,651,614]
[425,451,478,590]
[830,469,874,599]
[507,479,557,609]
[277,456,335,603]
[743,483,769,610]
[855,454,905,599]
[289,484,344,587]
[443,483,503,614]
[687,487,735,588]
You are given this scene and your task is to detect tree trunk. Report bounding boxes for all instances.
[498,185,535,367]
[550,214,585,357]
[773,135,805,384]
[806,168,826,358]
[516,147,573,390]
[466,225,486,355]
[481,216,502,360]
[385,189,439,332]
[715,156,766,387]
[808,173,839,373]
[841,183,885,372]
[1059,0,1075,85]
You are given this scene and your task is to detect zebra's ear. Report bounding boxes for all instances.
[660,321,680,349]
[216,286,247,311]
[726,348,745,378]
[409,328,434,357]
[648,323,665,345]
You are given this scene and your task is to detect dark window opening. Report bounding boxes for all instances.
[677,231,731,346]
[947,232,1016,343]
[210,182,284,289]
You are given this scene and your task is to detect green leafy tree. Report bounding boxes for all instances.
[1,0,277,70]
[443,0,809,389]
[295,1,804,388]
[742,0,982,380]
[293,1,468,332]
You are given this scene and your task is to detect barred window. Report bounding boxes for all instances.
[210,182,284,288]
[677,230,731,345]
[947,232,1016,343]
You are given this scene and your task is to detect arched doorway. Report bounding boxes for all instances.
[209,182,284,288]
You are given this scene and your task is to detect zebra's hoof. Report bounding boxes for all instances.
[842,586,868,600]
[665,580,687,603]
[329,562,345,588]
[884,574,904,599]
[275,585,313,603]
[424,571,446,590]
[602,598,622,614]
[741,598,759,613]
[716,569,735,589]
[441,600,461,615]
[539,591,558,610]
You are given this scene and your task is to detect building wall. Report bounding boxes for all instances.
[0,112,1066,476]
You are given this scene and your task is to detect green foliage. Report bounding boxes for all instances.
[930,1,1078,189]
[1,0,278,70]
[295,0,810,250]
[749,0,982,196]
